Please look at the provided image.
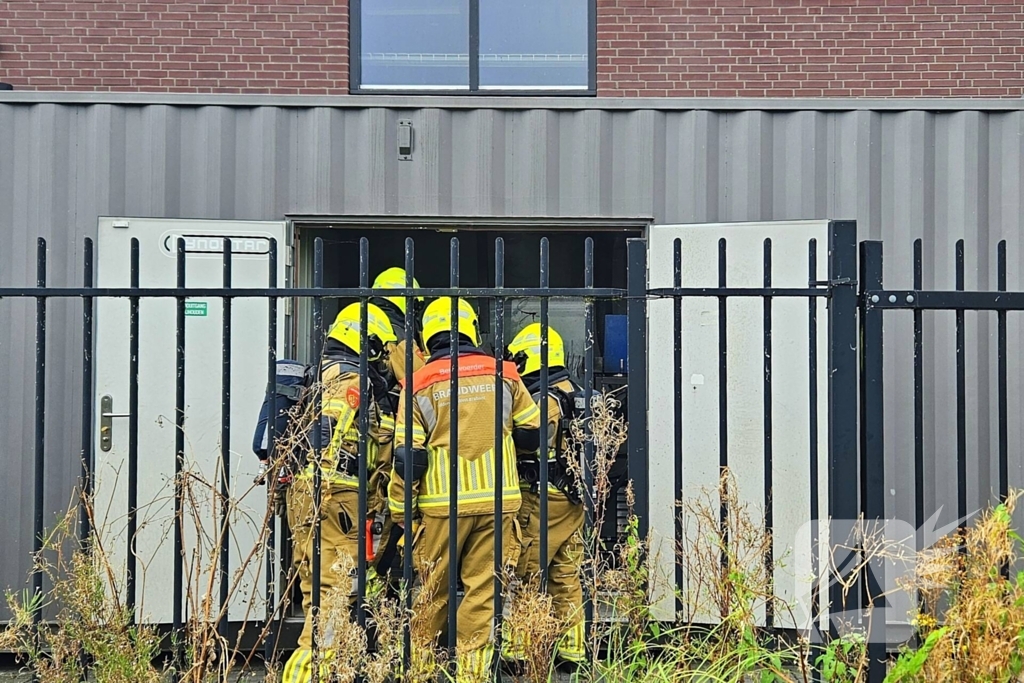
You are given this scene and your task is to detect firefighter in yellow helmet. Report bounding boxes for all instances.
[503,323,586,665]
[388,297,542,683]
[368,267,427,595]
[370,266,426,384]
[282,302,397,683]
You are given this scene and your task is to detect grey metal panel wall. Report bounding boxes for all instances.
[1,101,1023,613]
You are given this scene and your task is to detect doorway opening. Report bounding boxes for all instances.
[282,219,644,625]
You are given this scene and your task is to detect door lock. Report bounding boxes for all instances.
[99,395,130,452]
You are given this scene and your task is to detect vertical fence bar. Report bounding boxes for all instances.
[911,238,926,623]
[998,240,1008,579]
[626,240,649,539]
[264,238,278,665]
[32,238,47,632]
[955,239,967,533]
[913,240,924,543]
[997,240,1008,505]
[763,238,775,629]
[538,238,550,587]
[127,238,140,621]
[826,220,860,636]
[447,238,460,665]
[583,237,595,629]
[357,237,370,630]
[807,239,821,675]
[401,238,416,669]
[80,238,95,545]
[858,241,886,683]
[672,238,684,620]
[219,238,233,640]
[492,237,506,676]
[79,237,93,683]
[174,237,187,665]
[311,237,325,683]
[717,238,729,575]
[79,235,92,681]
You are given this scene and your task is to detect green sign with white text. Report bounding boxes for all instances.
[185,301,208,317]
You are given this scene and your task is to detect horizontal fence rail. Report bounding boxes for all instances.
[0,286,627,299]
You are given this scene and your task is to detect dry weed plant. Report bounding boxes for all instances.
[677,469,775,629]
[1,448,297,682]
[887,490,1024,682]
[1,499,162,683]
[564,390,661,678]
[313,553,367,683]
[666,470,802,681]
[503,568,566,683]
[173,447,302,682]
[403,556,452,683]
[363,582,412,683]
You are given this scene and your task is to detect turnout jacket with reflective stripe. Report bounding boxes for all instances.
[389,351,541,518]
[297,356,381,488]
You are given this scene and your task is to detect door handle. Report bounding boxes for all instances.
[99,394,130,452]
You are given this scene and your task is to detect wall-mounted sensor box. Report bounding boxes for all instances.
[398,120,413,160]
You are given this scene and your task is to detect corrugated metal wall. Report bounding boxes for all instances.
[1,99,1023,614]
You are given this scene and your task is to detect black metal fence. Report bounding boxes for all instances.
[858,237,1023,682]
[7,220,1021,681]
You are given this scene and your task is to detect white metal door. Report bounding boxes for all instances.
[645,220,831,627]
[93,217,289,625]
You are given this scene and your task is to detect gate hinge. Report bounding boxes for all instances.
[811,278,856,287]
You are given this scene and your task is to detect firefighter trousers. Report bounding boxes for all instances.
[281,479,360,683]
[413,512,521,683]
[513,490,586,662]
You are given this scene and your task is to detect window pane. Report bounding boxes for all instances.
[360,0,469,89]
[479,0,589,89]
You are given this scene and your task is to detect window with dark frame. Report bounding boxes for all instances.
[351,0,595,94]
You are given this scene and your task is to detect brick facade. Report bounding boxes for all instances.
[0,1,350,94]
[597,0,1024,98]
[0,0,1021,96]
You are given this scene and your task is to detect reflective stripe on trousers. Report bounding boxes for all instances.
[281,648,334,683]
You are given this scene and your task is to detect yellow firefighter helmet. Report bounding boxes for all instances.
[506,323,566,375]
[372,267,423,314]
[327,302,397,359]
[421,297,480,348]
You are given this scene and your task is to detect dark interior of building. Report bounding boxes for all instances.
[297,226,635,371]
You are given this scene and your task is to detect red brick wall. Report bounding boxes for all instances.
[0,1,349,94]
[1,0,1022,96]
[597,0,1024,97]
